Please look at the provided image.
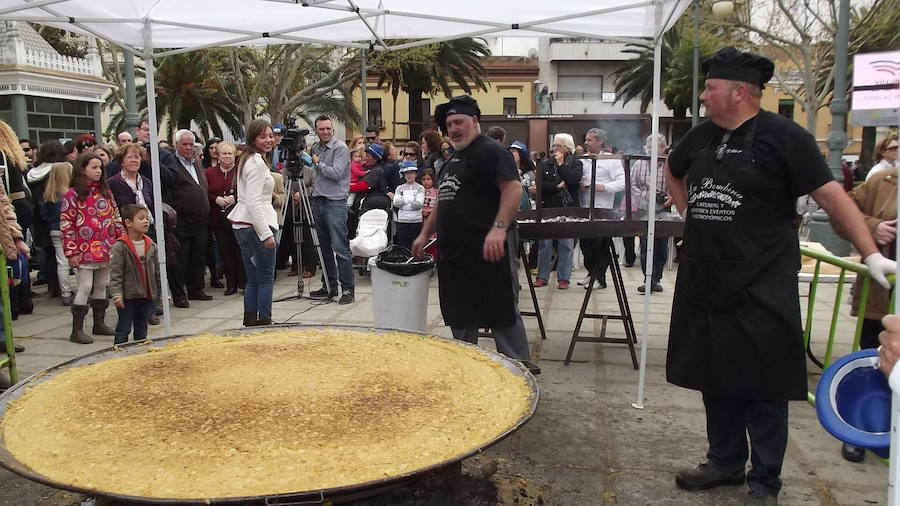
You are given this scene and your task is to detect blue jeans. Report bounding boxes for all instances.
[114,299,154,345]
[235,227,277,319]
[537,238,574,282]
[312,197,354,294]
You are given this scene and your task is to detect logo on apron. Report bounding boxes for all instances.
[687,177,744,222]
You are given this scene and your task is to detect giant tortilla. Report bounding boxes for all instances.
[1,329,533,499]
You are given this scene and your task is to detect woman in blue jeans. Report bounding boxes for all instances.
[531,133,581,289]
[228,119,279,326]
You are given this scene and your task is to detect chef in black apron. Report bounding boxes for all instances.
[411,96,532,366]
[664,47,894,504]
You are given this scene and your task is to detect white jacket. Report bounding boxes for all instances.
[392,182,425,223]
[580,157,625,209]
[228,153,278,240]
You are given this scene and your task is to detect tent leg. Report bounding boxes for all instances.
[142,25,173,337]
[633,19,663,411]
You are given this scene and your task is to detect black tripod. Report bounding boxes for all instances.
[274,168,331,302]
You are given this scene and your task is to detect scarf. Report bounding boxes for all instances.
[122,173,153,224]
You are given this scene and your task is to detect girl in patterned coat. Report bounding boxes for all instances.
[61,152,123,344]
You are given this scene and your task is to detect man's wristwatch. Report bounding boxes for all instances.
[494,220,507,229]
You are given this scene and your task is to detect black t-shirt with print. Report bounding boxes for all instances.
[668,110,833,219]
[437,134,519,260]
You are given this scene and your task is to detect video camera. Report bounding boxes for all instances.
[280,117,310,179]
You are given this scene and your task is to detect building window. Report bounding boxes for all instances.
[503,98,517,115]
[556,75,604,100]
[22,97,95,142]
[778,99,794,120]
[367,98,382,128]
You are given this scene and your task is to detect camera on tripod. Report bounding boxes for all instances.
[280,117,310,179]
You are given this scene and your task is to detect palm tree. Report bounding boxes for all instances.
[225,44,360,128]
[101,49,243,142]
[403,38,490,140]
[366,38,490,140]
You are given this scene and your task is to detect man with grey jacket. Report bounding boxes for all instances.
[309,115,354,304]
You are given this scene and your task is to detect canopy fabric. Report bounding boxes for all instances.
[0,0,690,54]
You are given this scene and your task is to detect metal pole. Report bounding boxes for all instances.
[826,0,850,181]
[891,102,900,506]
[124,51,140,134]
[142,23,173,337]
[691,1,699,127]
[360,47,368,132]
[633,4,663,410]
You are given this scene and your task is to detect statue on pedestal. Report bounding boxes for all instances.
[534,83,552,114]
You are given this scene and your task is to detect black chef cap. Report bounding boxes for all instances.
[702,46,775,89]
[434,95,481,135]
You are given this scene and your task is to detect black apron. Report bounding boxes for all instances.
[666,117,807,400]
[436,137,516,329]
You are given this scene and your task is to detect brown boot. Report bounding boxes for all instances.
[69,305,93,344]
[243,312,258,327]
[90,299,116,336]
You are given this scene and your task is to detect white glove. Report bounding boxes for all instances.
[864,252,896,290]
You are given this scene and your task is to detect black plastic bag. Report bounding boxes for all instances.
[376,245,434,276]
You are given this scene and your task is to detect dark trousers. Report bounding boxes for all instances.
[212,223,245,290]
[860,318,884,350]
[622,236,637,265]
[703,392,788,496]
[639,236,668,285]
[581,237,612,282]
[395,222,422,251]
[114,299,154,345]
[169,222,208,300]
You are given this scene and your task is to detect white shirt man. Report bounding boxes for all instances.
[579,157,625,209]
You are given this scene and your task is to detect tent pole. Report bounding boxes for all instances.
[890,102,900,506]
[142,22,173,337]
[360,47,368,132]
[633,6,663,411]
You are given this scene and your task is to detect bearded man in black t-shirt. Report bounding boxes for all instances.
[412,96,537,374]
[664,47,895,504]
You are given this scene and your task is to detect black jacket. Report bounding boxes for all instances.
[538,154,581,208]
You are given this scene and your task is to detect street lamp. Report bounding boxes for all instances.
[692,1,737,126]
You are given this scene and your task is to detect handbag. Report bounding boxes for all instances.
[553,165,576,208]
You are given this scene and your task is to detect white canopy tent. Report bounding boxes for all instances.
[0,0,689,408]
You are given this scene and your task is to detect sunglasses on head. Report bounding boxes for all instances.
[887,146,899,151]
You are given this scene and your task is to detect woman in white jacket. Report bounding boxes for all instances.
[228,119,278,327]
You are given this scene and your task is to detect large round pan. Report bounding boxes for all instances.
[0,325,539,505]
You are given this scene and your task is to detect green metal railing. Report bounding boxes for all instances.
[0,253,16,385]
[801,246,895,405]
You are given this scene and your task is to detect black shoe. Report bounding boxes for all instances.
[745,489,779,505]
[256,316,272,326]
[188,291,213,301]
[522,360,541,375]
[310,288,337,300]
[224,287,238,296]
[652,283,663,293]
[675,463,745,491]
[13,344,24,353]
[210,278,224,289]
[624,261,635,268]
[174,299,190,308]
[148,315,160,325]
[638,284,646,293]
[841,443,865,462]
[339,292,355,305]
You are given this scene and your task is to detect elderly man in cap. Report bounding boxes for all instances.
[412,96,537,374]
[665,46,895,505]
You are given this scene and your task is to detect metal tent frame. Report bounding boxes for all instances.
[0,0,685,409]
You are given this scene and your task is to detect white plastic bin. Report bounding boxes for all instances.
[368,257,432,332]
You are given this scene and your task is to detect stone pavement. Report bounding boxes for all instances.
[0,261,889,505]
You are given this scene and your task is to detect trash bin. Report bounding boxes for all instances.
[368,246,434,333]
